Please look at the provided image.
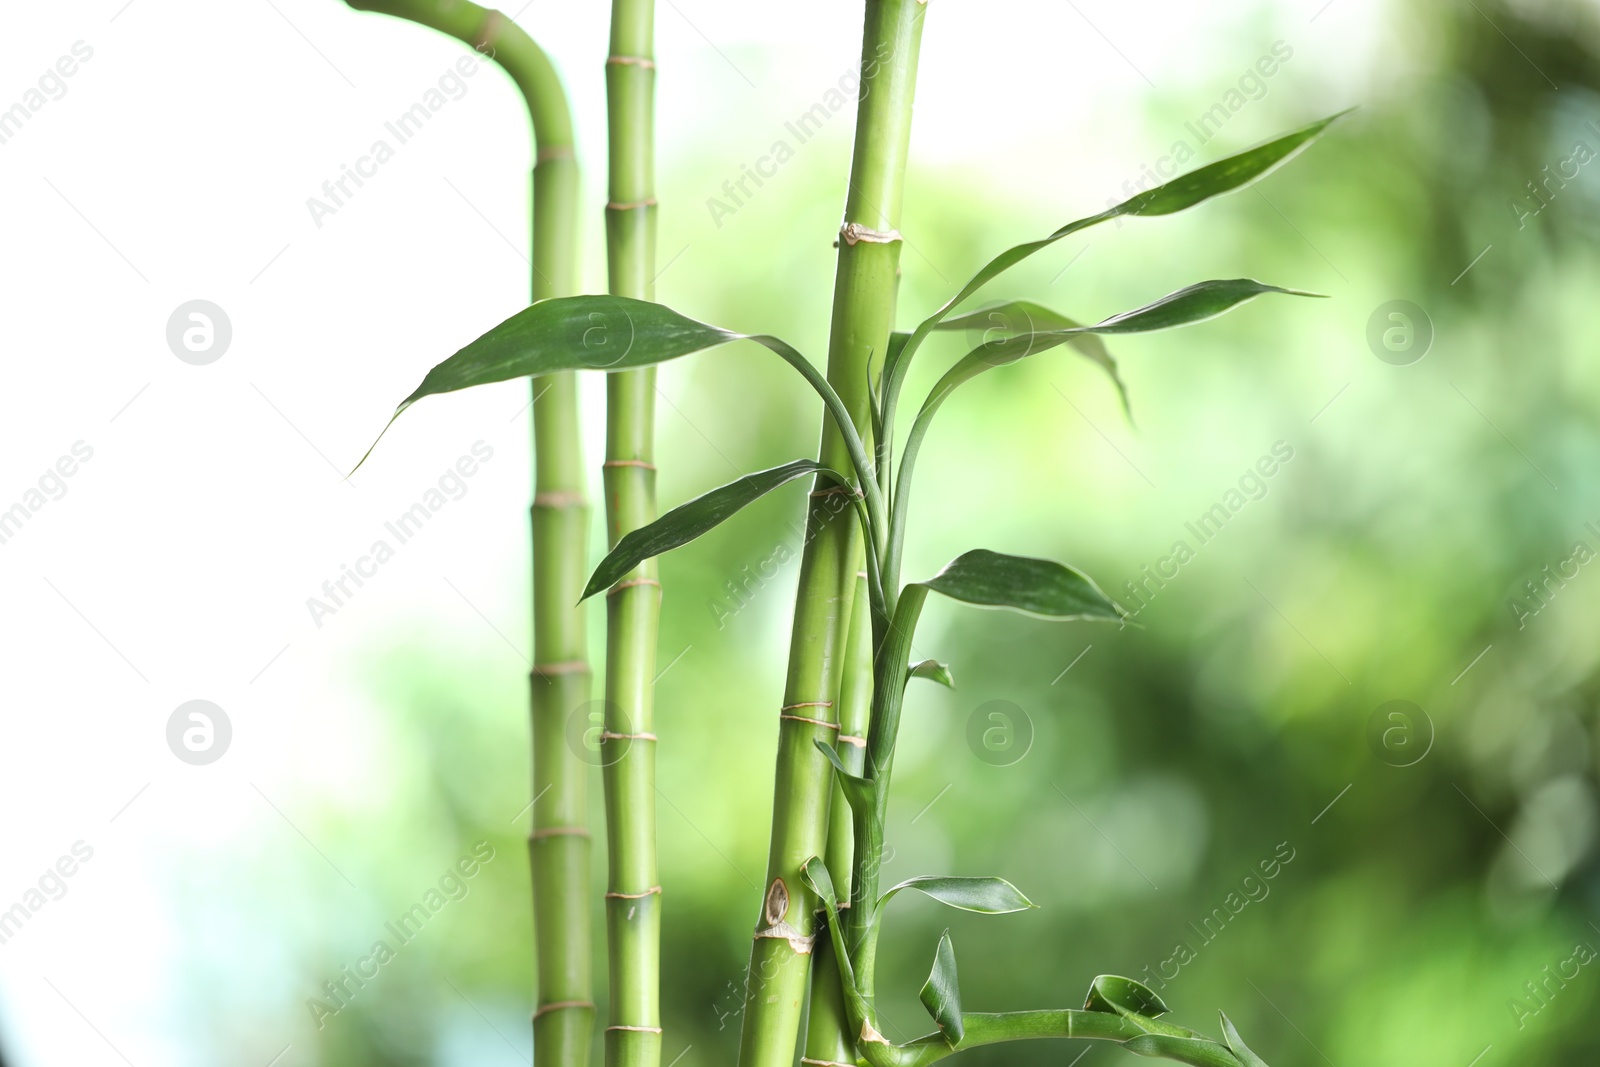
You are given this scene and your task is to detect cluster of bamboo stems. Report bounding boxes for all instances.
[345,1,1339,1065]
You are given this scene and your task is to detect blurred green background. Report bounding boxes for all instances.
[190,0,1600,1064]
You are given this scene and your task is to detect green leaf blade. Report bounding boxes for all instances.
[880,874,1036,914]
[908,659,955,689]
[1219,1013,1272,1067]
[920,931,964,1043]
[582,459,837,600]
[935,301,1131,420]
[399,295,737,413]
[1117,109,1353,219]
[1083,975,1171,1018]
[918,549,1124,623]
[1069,279,1324,338]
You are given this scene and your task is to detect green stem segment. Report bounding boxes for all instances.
[603,2,662,1067]
[803,574,874,1066]
[339,5,593,1066]
[738,4,926,1066]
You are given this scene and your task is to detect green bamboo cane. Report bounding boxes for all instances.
[803,573,873,1067]
[602,1,662,1066]
[738,3,926,1065]
[339,5,592,1064]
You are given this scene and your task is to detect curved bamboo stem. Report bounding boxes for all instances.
[339,5,591,1065]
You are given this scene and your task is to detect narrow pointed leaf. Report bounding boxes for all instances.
[1220,1013,1271,1067]
[358,296,881,522]
[920,931,964,1043]
[814,739,875,815]
[881,111,1350,409]
[1084,975,1170,1018]
[917,550,1124,623]
[1121,1034,1236,1063]
[908,659,955,689]
[936,302,1131,420]
[800,855,839,910]
[879,874,1036,914]
[583,459,842,600]
[1066,279,1323,336]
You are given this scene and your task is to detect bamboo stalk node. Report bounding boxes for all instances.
[781,700,834,710]
[605,885,663,898]
[605,54,657,68]
[533,490,588,508]
[800,1058,855,1066]
[838,734,867,748]
[780,714,839,729]
[602,459,657,469]
[535,144,576,163]
[860,1020,891,1045]
[530,825,591,839]
[839,221,903,246]
[606,199,659,211]
[470,8,505,52]
[606,1025,664,1034]
[607,577,662,596]
[531,660,590,676]
[532,999,596,1020]
[599,730,658,741]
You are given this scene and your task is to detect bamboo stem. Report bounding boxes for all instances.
[603,1,662,1066]
[339,5,593,1065]
[737,4,926,1065]
[802,574,873,1066]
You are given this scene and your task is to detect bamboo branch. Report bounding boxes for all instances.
[339,6,593,1066]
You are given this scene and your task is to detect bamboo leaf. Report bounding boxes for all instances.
[917,549,1124,623]
[908,659,955,689]
[920,931,964,1043]
[881,111,1350,415]
[800,855,840,910]
[879,874,1036,914]
[358,297,881,526]
[1065,279,1323,335]
[583,459,843,600]
[936,302,1131,420]
[813,739,875,814]
[1083,975,1170,1018]
[1219,1013,1272,1067]
[1121,1034,1237,1062]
